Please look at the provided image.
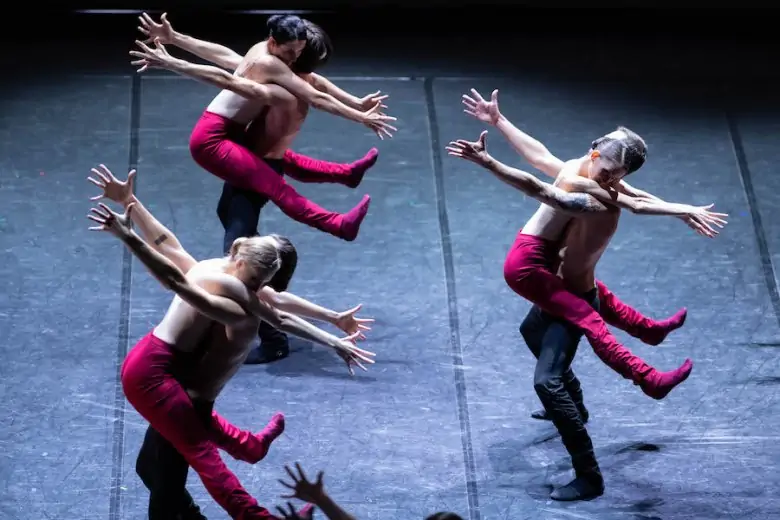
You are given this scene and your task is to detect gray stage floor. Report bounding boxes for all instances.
[1,16,779,520]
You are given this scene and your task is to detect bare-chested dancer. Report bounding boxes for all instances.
[448,117,727,499]
[461,89,708,421]
[134,14,390,362]
[87,165,375,519]
[90,166,373,518]
[131,14,396,243]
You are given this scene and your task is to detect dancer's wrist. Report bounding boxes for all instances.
[169,31,186,48]
[121,194,137,207]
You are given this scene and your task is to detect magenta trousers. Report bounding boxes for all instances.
[503,231,655,383]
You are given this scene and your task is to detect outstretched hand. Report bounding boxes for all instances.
[137,12,174,44]
[334,331,375,376]
[359,90,389,111]
[87,202,135,239]
[362,101,397,140]
[278,463,326,504]
[682,204,729,238]
[130,38,175,73]
[446,130,491,166]
[88,164,135,205]
[462,88,502,125]
[333,304,374,339]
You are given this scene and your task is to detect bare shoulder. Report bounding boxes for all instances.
[558,174,598,192]
[187,267,252,305]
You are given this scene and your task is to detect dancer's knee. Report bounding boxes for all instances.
[534,373,564,396]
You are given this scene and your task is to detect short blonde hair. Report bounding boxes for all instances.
[228,236,281,281]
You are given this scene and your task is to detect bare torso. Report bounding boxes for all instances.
[204,40,313,159]
[518,158,621,293]
[206,42,276,125]
[521,160,588,241]
[557,207,621,294]
[152,258,261,401]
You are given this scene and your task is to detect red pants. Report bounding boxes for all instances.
[190,111,353,240]
[503,231,656,384]
[121,332,276,520]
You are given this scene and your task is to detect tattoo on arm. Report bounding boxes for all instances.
[555,192,607,213]
[154,234,169,246]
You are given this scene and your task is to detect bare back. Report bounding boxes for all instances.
[557,208,621,294]
[152,258,262,401]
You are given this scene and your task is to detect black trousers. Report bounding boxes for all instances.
[135,398,214,520]
[519,287,602,479]
[216,158,295,345]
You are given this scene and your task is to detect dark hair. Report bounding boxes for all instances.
[267,234,298,292]
[267,14,307,44]
[425,514,464,520]
[291,20,333,74]
[591,126,647,174]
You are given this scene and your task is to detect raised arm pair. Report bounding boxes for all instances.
[449,88,728,236]
[87,165,374,374]
[131,12,396,139]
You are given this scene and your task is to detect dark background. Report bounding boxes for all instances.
[5,8,778,90]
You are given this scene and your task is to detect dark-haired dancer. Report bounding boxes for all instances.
[448,125,727,500]
[136,14,388,362]
[132,14,397,242]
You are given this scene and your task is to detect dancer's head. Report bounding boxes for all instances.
[586,127,647,187]
[425,513,464,520]
[226,236,282,291]
[267,234,298,292]
[291,20,333,74]
[266,14,308,65]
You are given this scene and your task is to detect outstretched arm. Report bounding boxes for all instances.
[462,88,565,177]
[131,42,273,102]
[482,156,609,214]
[139,12,243,70]
[89,203,374,373]
[257,289,372,337]
[448,131,608,215]
[563,177,699,216]
[261,57,373,122]
[494,114,565,178]
[305,73,364,110]
[258,287,339,323]
[260,57,395,138]
[170,32,243,71]
[88,165,197,274]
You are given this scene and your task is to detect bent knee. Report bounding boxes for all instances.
[534,374,564,394]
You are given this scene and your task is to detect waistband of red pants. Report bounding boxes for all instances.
[200,110,246,131]
[514,228,559,247]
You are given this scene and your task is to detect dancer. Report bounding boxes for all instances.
[136,16,383,362]
[91,168,373,519]
[137,12,382,193]
[461,89,695,421]
[446,128,726,399]
[130,14,397,242]
[447,130,725,501]
[87,166,375,520]
[135,15,388,362]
